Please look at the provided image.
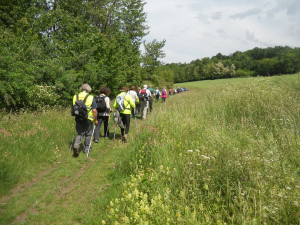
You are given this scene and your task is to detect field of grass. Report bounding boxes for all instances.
[175,77,253,88]
[1,74,300,224]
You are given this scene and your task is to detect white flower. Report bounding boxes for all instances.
[187,150,193,152]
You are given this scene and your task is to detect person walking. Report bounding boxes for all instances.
[138,84,152,120]
[94,86,112,143]
[155,87,160,102]
[72,84,98,157]
[136,87,141,115]
[161,86,167,103]
[169,88,172,97]
[127,85,139,118]
[147,85,154,113]
[114,87,135,143]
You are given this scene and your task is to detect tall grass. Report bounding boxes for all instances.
[96,75,300,224]
[0,107,73,196]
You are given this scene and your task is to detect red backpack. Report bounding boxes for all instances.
[139,89,148,102]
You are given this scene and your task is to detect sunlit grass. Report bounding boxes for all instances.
[97,74,300,224]
[1,74,300,224]
[0,107,74,196]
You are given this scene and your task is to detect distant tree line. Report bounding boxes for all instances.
[162,46,300,83]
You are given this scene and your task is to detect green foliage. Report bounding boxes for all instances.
[141,39,166,80]
[0,0,149,111]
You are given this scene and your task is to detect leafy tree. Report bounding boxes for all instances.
[141,39,166,79]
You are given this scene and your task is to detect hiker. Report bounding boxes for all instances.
[173,87,177,95]
[169,88,172,97]
[127,85,139,118]
[147,85,154,113]
[161,86,167,103]
[114,87,135,143]
[94,86,112,143]
[138,84,152,120]
[155,87,160,102]
[136,87,141,115]
[72,84,98,157]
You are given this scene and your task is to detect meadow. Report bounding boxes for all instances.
[1,74,300,224]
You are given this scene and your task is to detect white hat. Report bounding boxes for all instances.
[143,84,147,89]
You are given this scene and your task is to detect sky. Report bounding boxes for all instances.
[142,0,300,64]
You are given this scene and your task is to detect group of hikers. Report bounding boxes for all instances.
[70,83,188,157]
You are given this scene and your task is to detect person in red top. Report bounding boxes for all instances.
[161,86,167,103]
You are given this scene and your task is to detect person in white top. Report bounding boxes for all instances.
[138,84,151,120]
[94,86,112,142]
[127,85,139,118]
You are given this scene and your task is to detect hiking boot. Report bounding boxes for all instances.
[94,140,99,143]
[73,146,79,157]
[122,134,128,143]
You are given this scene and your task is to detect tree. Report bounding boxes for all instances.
[141,39,166,79]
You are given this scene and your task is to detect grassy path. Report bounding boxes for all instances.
[0,112,147,224]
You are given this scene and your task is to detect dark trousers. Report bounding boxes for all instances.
[156,95,159,102]
[120,113,131,135]
[74,119,93,152]
[149,99,153,112]
[94,116,109,141]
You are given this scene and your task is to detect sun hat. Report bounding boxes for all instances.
[143,84,147,89]
[119,87,128,92]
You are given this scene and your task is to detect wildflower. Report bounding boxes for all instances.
[106,183,110,186]
[242,178,246,181]
[286,187,292,190]
[190,165,193,168]
[187,150,193,152]
[293,201,299,207]
[101,220,106,224]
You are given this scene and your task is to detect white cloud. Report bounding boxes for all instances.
[229,8,262,20]
[142,0,300,64]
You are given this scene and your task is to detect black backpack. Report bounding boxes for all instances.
[95,95,107,113]
[139,89,148,102]
[71,94,89,120]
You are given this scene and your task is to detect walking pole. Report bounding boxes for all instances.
[113,124,117,140]
[134,108,137,128]
[86,124,96,160]
[113,110,117,140]
[105,112,111,139]
[69,124,76,153]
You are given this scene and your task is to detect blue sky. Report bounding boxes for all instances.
[142,0,300,64]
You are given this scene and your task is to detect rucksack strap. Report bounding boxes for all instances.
[122,93,129,108]
[76,94,89,103]
[83,94,89,103]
